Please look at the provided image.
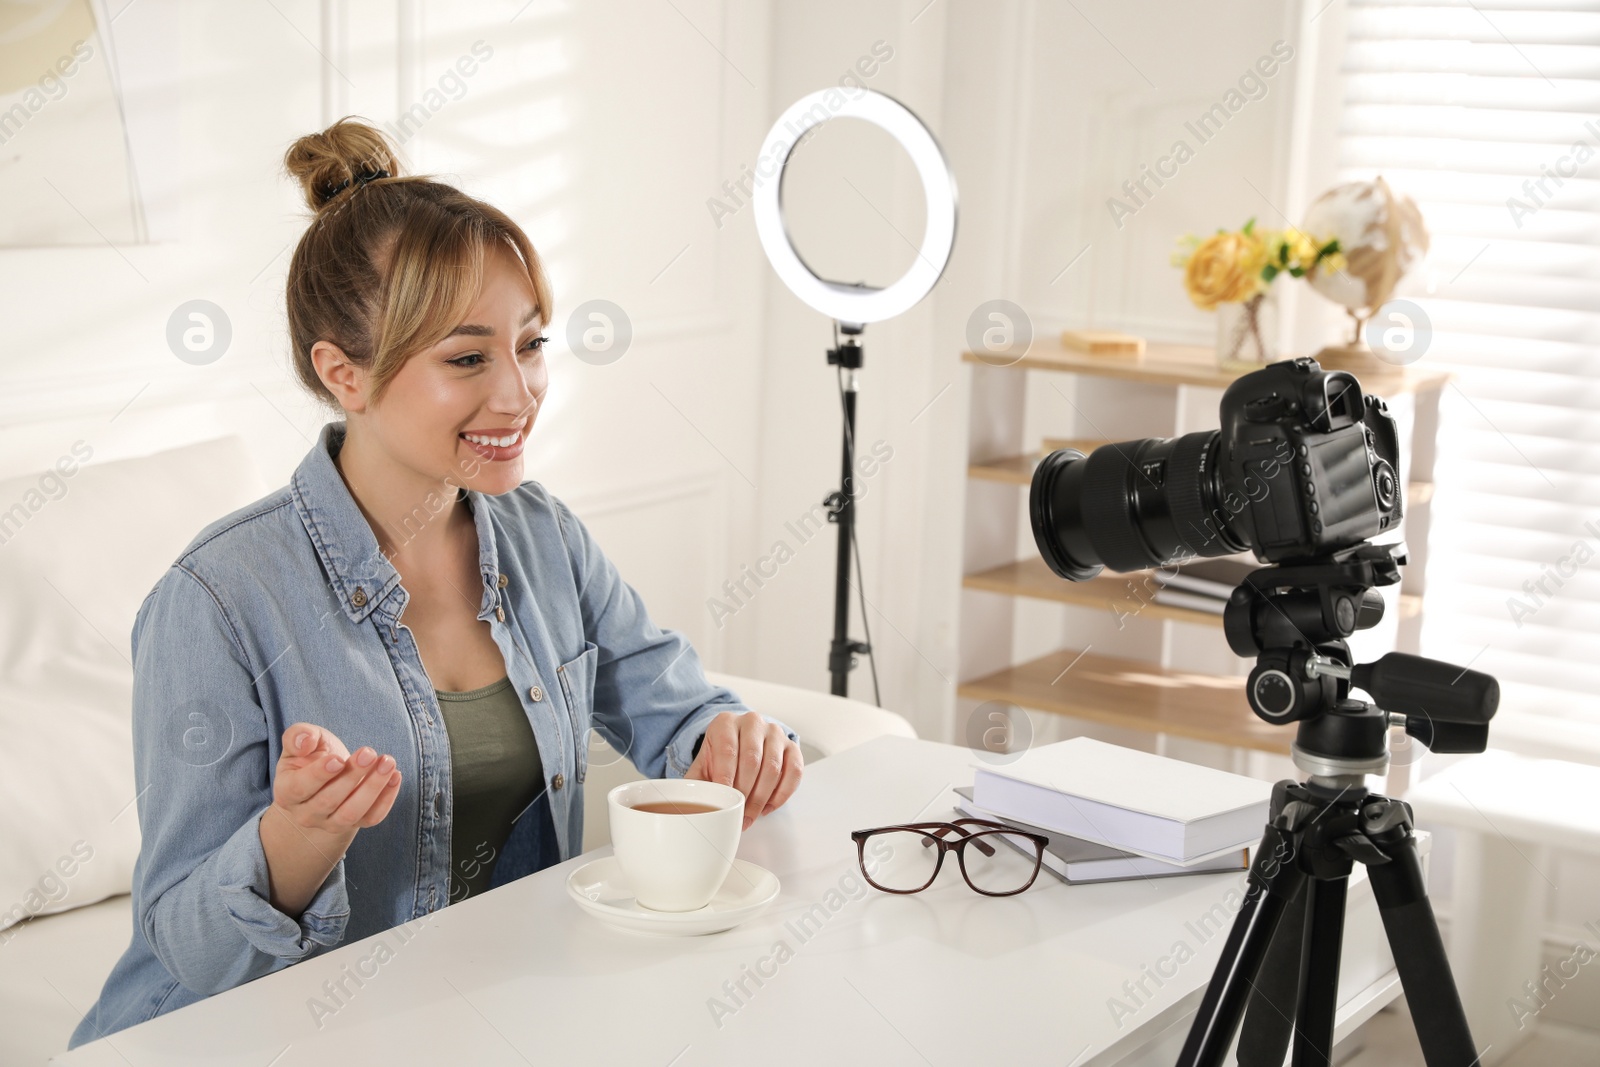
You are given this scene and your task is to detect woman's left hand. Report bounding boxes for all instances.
[684,711,803,830]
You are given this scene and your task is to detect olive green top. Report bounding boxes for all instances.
[434,675,544,902]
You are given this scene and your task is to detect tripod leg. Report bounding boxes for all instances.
[1235,879,1305,1066]
[1177,824,1306,1067]
[1366,832,1480,1067]
[1292,875,1347,1067]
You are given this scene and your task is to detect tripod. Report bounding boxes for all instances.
[1177,544,1498,1067]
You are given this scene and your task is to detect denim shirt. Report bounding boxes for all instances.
[70,420,797,1049]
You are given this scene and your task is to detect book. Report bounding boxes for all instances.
[952,787,1249,885]
[1152,558,1259,600]
[1059,329,1145,359]
[969,737,1272,863]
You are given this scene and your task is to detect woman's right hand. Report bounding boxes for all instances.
[272,723,403,841]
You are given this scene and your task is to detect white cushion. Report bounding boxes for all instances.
[0,436,268,931]
[703,671,918,758]
[0,893,132,1064]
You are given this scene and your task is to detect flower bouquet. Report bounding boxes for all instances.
[1172,219,1344,371]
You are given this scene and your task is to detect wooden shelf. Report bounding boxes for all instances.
[958,646,1290,754]
[1040,436,1107,454]
[962,337,1452,396]
[968,440,1107,486]
[966,556,1422,623]
[969,453,1041,485]
[965,558,1225,627]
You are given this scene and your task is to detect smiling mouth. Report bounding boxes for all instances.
[459,429,526,461]
[459,429,524,447]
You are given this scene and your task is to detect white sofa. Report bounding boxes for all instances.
[0,435,915,1064]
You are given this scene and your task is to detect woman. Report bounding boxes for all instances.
[71,118,803,1048]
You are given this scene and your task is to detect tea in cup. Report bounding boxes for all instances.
[607,779,744,911]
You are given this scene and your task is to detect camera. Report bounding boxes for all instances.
[1029,357,1404,579]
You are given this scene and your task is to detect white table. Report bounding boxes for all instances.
[56,736,1406,1066]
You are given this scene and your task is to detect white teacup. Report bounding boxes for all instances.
[607,779,744,912]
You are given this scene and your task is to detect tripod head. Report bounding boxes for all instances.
[1222,541,1499,782]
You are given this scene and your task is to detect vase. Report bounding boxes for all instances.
[1215,292,1278,371]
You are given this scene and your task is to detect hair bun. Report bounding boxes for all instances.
[284,116,402,211]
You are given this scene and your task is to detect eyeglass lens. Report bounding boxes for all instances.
[960,829,1041,894]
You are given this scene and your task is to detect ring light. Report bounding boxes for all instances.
[753,88,958,326]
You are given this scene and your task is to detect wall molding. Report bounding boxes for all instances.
[554,469,722,522]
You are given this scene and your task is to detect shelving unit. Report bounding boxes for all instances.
[957,336,1450,758]
[959,647,1284,754]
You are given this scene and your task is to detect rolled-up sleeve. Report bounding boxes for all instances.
[130,564,349,997]
[549,493,799,780]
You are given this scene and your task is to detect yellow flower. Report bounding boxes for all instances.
[1183,231,1268,310]
[1279,227,1320,272]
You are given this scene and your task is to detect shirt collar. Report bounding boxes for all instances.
[290,420,502,624]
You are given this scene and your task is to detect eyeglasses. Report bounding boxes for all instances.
[850,818,1049,896]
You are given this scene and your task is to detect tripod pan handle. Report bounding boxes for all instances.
[1350,652,1498,724]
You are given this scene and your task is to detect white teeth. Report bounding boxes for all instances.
[463,431,518,447]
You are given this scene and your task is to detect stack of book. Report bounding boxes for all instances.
[1150,557,1258,616]
[955,737,1272,886]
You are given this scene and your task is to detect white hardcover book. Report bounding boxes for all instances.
[969,737,1272,863]
[952,791,1250,885]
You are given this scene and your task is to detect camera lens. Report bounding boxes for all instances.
[1029,431,1250,578]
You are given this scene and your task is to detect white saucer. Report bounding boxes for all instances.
[566,856,780,936]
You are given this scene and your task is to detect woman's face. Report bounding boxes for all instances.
[367,244,549,498]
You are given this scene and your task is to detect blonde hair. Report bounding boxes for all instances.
[281,116,554,410]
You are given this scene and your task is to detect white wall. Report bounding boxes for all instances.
[0,0,777,676]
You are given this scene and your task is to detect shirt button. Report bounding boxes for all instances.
[529,685,543,702]
[495,606,505,622]
[352,586,367,607]
[497,573,509,588]
[552,773,565,790]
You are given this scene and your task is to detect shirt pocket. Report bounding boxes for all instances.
[556,640,598,784]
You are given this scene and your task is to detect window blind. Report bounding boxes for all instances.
[1335,0,1600,726]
